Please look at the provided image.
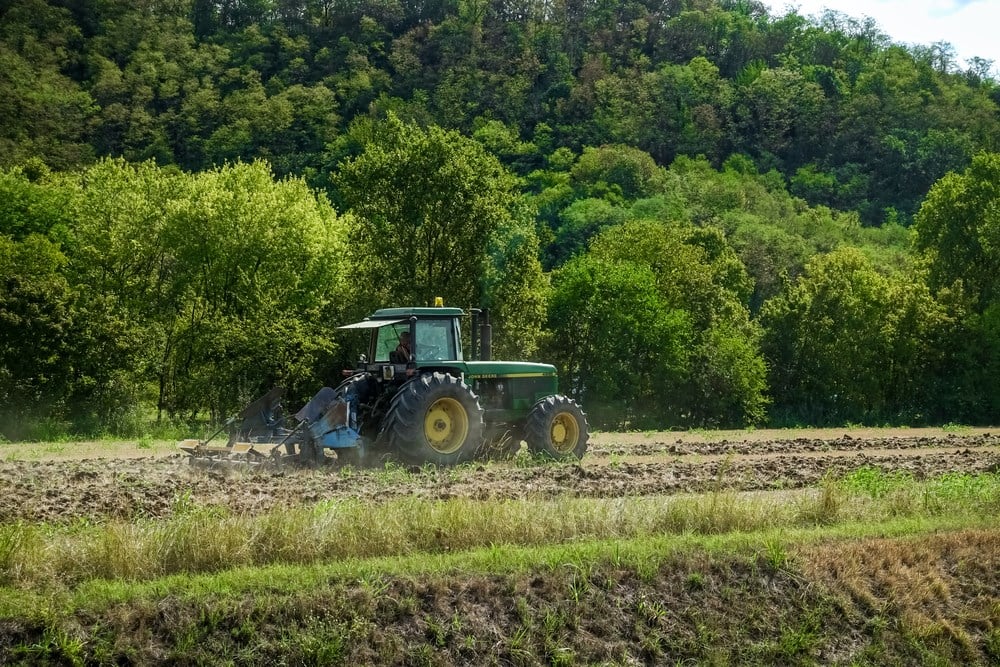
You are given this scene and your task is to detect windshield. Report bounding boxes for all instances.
[371,319,459,362]
[414,319,457,361]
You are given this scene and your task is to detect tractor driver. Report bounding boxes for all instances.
[394,330,412,362]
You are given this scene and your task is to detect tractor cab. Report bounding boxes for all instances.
[364,308,463,363]
[339,307,468,384]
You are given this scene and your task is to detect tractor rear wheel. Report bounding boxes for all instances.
[524,395,589,460]
[385,372,484,465]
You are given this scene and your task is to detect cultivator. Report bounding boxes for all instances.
[179,385,363,470]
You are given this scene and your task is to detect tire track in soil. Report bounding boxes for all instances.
[1,435,998,524]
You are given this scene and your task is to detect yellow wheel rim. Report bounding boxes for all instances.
[550,412,580,454]
[424,397,469,454]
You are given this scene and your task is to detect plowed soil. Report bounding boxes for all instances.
[3,429,998,524]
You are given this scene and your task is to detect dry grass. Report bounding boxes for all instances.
[798,530,1000,664]
[2,425,996,462]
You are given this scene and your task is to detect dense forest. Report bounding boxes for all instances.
[2,0,1000,438]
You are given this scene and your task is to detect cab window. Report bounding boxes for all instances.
[374,323,409,362]
[414,319,456,361]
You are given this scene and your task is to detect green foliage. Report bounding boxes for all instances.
[592,221,767,427]
[0,164,74,241]
[0,159,348,431]
[760,248,955,425]
[915,152,1000,308]
[908,152,1000,422]
[3,0,1000,429]
[0,235,75,430]
[481,217,549,359]
[548,197,627,267]
[546,254,693,428]
[0,4,96,170]
[0,0,994,223]
[546,217,767,429]
[933,302,1000,423]
[0,472,996,588]
[570,144,670,202]
[734,66,827,165]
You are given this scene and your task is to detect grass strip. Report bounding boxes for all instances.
[2,513,994,621]
[3,469,998,586]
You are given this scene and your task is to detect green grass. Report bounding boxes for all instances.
[3,509,998,664]
[0,435,181,461]
[1,412,197,444]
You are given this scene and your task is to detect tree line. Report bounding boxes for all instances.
[5,129,1000,436]
[2,0,1000,437]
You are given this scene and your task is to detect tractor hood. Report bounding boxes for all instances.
[464,360,556,379]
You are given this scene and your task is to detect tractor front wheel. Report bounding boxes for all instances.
[524,395,589,460]
[385,372,484,466]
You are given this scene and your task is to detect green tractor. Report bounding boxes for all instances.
[181,304,588,467]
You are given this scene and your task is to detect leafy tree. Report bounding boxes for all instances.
[61,159,348,420]
[588,220,767,426]
[0,46,95,169]
[545,254,693,429]
[0,1,96,169]
[914,152,1000,309]
[333,114,539,323]
[471,118,541,174]
[760,248,950,424]
[570,144,669,202]
[480,215,549,360]
[951,303,1000,422]
[0,164,74,241]
[729,222,812,313]
[646,57,734,164]
[0,234,76,433]
[733,66,828,169]
[589,70,658,149]
[4,0,1000,431]
[912,153,1000,423]
[549,197,627,268]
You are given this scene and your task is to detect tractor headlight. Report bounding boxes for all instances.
[382,364,395,381]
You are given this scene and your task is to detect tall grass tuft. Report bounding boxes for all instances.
[0,522,42,585]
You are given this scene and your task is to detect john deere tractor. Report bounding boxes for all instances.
[180,304,588,467]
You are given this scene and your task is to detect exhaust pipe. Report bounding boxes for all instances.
[470,308,480,360]
[480,308,492,361]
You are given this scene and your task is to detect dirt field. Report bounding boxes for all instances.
[2,428,998,524]
[2,429,999,665]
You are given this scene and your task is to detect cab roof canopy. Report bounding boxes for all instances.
[338,307,465,330]
[371,307,464,318]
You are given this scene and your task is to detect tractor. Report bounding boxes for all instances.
[180,303,588,467]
